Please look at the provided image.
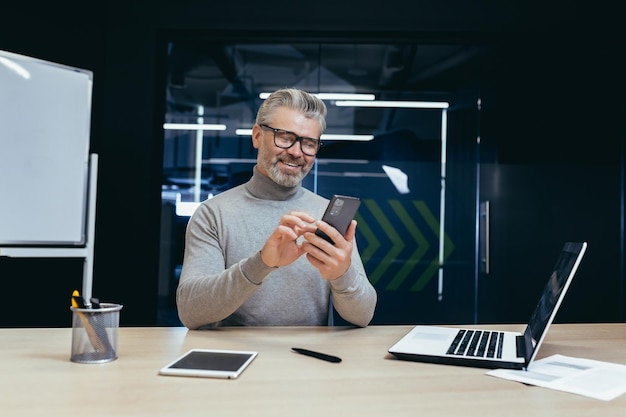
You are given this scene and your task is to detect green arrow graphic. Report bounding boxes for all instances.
[356,198,456,291]
[354,211,380,261]
[410,201,455,291]
[385,200,429,290]
[362,199,405,285]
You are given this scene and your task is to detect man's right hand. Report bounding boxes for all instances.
[259,211,317,268]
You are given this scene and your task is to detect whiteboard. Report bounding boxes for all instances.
[0,50,92,246]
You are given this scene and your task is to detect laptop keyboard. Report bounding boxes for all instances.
[446,329,504,358]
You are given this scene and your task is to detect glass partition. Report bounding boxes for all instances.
[158,40,483,325]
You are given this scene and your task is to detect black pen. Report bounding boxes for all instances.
[291,347,342,363]
[72,293,87,309]
[90,297,101,309]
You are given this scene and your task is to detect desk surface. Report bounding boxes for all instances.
[2,324,626,416]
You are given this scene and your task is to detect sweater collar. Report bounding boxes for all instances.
[245,165,303,201]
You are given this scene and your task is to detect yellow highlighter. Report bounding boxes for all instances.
[71,290,109,353]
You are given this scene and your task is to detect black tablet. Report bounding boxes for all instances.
[159,349,258,379]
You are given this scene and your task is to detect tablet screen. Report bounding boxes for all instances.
[159,349,258,379]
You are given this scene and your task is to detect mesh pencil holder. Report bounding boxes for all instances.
[70,303,123,364]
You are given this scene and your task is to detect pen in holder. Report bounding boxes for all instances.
[70,302,123,363]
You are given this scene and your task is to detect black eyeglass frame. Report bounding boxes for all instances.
[260,124,323,156]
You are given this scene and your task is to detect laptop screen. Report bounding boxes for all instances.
[522,242,586,362]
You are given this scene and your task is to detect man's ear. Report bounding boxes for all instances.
[251,124,262,149]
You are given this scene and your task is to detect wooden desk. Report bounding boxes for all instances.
[2,324,626,416]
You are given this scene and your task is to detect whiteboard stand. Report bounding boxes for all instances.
[0,154,99,304]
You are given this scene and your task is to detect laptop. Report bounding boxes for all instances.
[388,241,587,370]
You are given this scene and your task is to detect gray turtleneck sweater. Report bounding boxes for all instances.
[176,166,377,329]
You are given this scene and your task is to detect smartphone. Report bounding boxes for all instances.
[314,195,361,245]
[159,349,258,379]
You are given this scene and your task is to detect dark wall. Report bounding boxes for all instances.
[1,1,623,326]
[473,28,625,324]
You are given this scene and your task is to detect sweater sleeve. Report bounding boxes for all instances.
[329,240,378,327]
[176,204,276,329]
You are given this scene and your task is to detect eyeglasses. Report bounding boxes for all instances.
[260,124,322,156]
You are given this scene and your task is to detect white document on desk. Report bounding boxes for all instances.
[487,354,626,401]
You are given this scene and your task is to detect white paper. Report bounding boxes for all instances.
[382,165,410,194]
[487,354,626,401]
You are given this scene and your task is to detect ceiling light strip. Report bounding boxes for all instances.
[321,134,374,141]
[259,92,375,101]
[335,100,449,109]
[235,129,372,141]
[163,123,226,131]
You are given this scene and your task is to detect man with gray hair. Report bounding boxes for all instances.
[177,88,377,329]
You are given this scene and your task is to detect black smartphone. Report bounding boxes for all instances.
[314,195,361,245]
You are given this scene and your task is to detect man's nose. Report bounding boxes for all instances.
[287,139,305,157]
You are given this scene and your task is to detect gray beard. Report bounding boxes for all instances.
[267,163,307,187]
